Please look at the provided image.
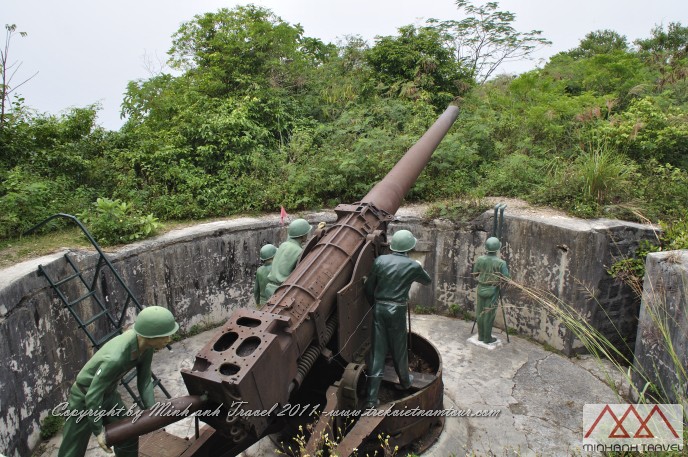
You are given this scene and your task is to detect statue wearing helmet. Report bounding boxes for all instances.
[363,229,432,409]
[254,244,277,306]
[472,237,510,344]
[264,219,313,298]
[58,306,179,457]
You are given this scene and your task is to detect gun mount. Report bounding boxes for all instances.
[105,105,459,455]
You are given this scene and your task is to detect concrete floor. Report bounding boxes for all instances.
[40,314,626,457]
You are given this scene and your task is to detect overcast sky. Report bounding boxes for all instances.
[3,0,687,131]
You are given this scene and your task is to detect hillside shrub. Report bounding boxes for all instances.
[78,197,161,246]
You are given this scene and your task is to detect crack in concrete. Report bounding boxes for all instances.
[510,353,552,453]
[533,352,554,378]
[510,352,587,452]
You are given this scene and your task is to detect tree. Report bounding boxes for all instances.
[567,30,629,59]
[428,0,551,83]
[0,24,36,129]
[635,22,688,88]
[168,5,311,96]
[365,24,471,105]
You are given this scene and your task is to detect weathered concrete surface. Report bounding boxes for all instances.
[397,211,656,356]
[416,316,625,457]
[0,214,328,457]
[0,208,655,456]
[632,250,688,403]
[37,315,624,457]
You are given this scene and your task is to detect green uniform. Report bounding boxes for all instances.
[473,254,510,343]
[264,238,303,298]
[58,330,155,457]
[253,263,272,305]
[363,252,431,407]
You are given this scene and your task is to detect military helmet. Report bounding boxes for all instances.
[390,230,417,252]
[134,306,179,338]
[260,244,277,261]
[485,237,502,253]
[288,218,312,238]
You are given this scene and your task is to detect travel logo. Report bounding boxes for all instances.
[583,404,683,453]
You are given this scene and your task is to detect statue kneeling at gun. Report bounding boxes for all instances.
[58,306,179,457]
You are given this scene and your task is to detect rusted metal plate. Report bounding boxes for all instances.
[334,414,387,455]
[377,333,445,453]
[336,240,376,363]
[139,429,194,457]
[339,332,445,455]
[304,385,339,454]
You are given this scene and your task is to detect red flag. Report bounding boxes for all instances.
[280,206,289,226]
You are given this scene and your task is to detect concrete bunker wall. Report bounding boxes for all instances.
[0,210,656,456]
[397,211,656,356]
[632,250,688,403]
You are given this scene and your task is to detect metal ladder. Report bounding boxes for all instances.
[25,213,171,407]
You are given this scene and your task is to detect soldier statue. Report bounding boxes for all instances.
[254,244,277,306]
[264,219,312,298]
[363,229,431,409]
[472,237,510,344]
[58,306,179,457]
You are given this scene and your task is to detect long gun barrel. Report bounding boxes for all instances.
[179,105,460,449]
[361,106,460,214]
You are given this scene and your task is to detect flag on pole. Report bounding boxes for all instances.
[280,206,289,226]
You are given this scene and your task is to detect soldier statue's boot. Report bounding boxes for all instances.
[363,399,379,410]
[395,374,414,390]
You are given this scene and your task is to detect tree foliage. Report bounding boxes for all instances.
[365,25,471,107]
[1,24,36,130]
[1,4,687,244]
[428,0,551,83]
[567,30,629,59]
[168,5,323,97]
[635,22,688,88]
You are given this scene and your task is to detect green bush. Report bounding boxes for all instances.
[78,197,162,246]
[0,167,90,238]
[637,160,688,221]
[478,153,548,197]
[530,142,638,218]
[425,198,490,222]
[608,213,688,294]
[39,414,64,440]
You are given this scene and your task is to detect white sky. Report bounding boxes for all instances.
[3,0,687,131]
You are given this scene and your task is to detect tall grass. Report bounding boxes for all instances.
[506,261,688,455]
[575,141,637,206]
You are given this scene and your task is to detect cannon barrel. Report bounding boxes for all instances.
[361,105,460,214]
[104,395,208,446]
[179,105,459,448]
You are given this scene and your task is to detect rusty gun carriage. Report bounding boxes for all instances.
[105,105,460,456]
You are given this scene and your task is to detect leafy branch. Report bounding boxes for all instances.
[429,0,551,83]
[1,24,38,128]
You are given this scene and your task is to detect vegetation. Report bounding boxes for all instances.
[38,414,64,440]
[512,277,688,456]
[77,197,162,246]
[0,3,686,255]
[1,24,36,129]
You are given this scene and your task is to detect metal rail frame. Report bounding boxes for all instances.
[24,213,171,406]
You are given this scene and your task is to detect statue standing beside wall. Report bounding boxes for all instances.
[472,237,510,345]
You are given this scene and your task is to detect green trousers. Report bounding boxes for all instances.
[477,285,499,343]
[365,302,412,407]
[57,384,139,457]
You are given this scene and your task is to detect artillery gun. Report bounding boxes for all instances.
[105,105,460,456]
